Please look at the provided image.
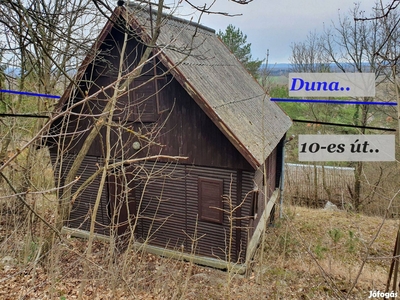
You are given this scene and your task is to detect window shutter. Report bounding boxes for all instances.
[115,78,157,122]
[134,83,157,122]
[250,190,259,219]
[198,177,223,224]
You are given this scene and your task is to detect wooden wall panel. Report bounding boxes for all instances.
[240,170,254,261]
[185,165,238,261]
[134,162,188,250]
[130,161,255,262]
[47,21,277,261]
[49,25,254,172]
[152,80,254,171]
[51,155,255,261]
[247,151,280,243]
[50,152,110,236]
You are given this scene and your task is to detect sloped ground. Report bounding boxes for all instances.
[0,205,397,299]
[259,206,396,299]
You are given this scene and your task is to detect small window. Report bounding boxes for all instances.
[198,177,223,224]
[155,77,171,114]
[134,88,157,122]
[250,190,259,219]
[115,78,157,123]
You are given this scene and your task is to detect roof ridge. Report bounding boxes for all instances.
[127,1,216,34]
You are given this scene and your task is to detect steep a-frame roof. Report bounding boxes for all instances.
[58,4,292,169]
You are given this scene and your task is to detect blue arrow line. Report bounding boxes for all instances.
[0,89,60,99]
[270,98,397,106]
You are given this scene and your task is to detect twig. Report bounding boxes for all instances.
[347,188,400,296]
[0,171,66,239]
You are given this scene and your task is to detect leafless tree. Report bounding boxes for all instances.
[290,31,330,73]
[352,0,400,293]
[0,0,258,298]
[289,3,398,211]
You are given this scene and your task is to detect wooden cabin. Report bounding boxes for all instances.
[45,4,292,270]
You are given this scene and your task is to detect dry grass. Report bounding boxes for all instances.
[0,204,397,299]
[257,206,397,299]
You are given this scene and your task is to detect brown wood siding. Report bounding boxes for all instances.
[267,147,278,199]
[45,15,283,262]
[108,167,137,236]
[50,153,255,261]
[155,81,253,170]
[247,147,279,241]
[185,165,238,261]
[131,161,254,262]
[48,24,253,172]
[49,21,165,157]
[56,75,253,171]
[134,162,187,250]
[50,151,110,236]
[275,136,285,188]
[240,170,254,260]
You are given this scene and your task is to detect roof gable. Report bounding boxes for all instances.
[127,5,292,168]
[57,5,292,169]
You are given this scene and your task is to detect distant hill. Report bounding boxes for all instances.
[260,63,291,76]
[260,62,373,76]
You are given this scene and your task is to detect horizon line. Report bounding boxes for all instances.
[270,98,397,106]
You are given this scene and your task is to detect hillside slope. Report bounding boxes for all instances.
[0,205,397,299]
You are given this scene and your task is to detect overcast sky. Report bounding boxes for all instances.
[174,0,380,64]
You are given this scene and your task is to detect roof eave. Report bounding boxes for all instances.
[56,7,124,111]
[54,7,286,170]
[158,54,261,169]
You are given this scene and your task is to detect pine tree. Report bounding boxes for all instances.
[217,24,263,78]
